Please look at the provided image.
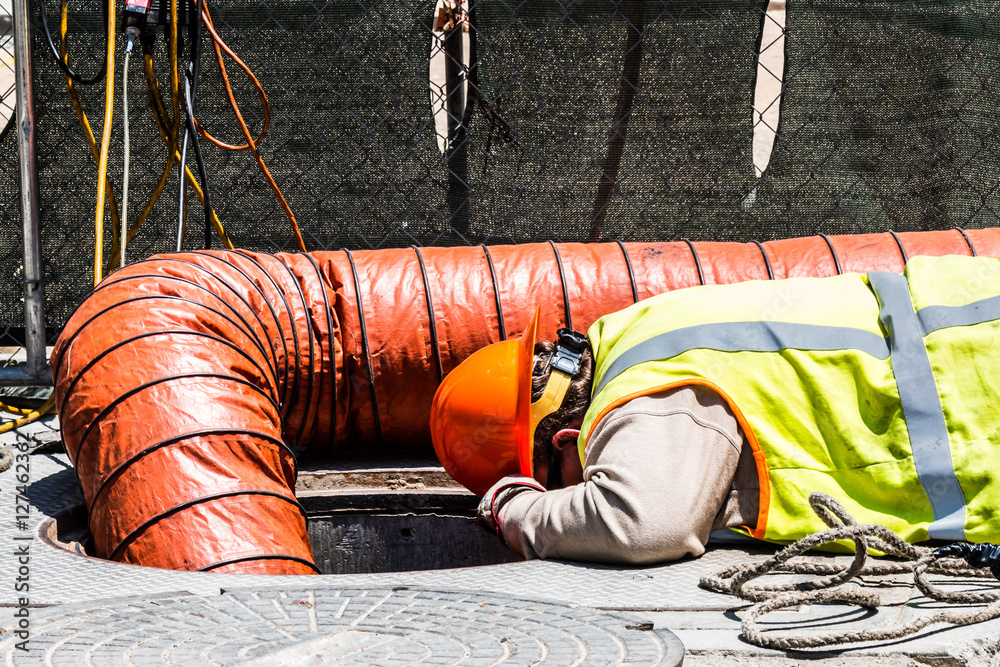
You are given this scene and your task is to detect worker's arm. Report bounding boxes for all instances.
[497,386,745,564]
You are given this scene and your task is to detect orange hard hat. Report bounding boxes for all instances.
[430,308,542,496]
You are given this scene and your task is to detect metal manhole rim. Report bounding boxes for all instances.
[36,500,536,576]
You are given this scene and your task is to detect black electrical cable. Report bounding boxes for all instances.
[177,123,191,249]
[177,0,212,251]
[38,0,107,84]
[191,0,211,249]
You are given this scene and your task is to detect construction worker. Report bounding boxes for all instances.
[430,254,1000,564]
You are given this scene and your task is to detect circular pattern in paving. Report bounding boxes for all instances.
[4,586,685,665]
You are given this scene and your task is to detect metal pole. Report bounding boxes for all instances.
[11,0,51,386]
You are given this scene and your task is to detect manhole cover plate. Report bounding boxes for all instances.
[3,586,685,665]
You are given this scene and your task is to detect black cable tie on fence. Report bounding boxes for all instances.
[471,87,513,144]
[818,233,843,275]
[956,227,977,257]
[752,240,775,280]
[477,94,515,176]
[681,239,705,285]
[412,246,444,383]
[615,240,638,303]
[888,230,908,265]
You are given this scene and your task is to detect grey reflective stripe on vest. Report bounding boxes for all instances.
[869,272,966,541]
[593,321,890,397]
[918,294,1000,335]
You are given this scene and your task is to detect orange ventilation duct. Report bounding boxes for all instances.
[53,229,1000,573]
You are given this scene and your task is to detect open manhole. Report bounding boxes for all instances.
[300,488,521,573]
[39,466,521,574]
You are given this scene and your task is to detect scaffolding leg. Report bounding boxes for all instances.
[7,0,50,386]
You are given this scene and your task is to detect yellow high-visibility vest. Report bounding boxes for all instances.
[580,255,1000,545]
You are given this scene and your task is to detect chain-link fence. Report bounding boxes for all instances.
[3,0,1000,337]
[1,0,12,138]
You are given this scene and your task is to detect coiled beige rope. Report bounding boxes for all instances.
[700,493,1000,650]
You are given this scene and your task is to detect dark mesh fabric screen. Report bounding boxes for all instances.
[473,1,761,243]
[752,0,1000,237]
[2,0,1000,331]
[0,127,19,335]
[202,0,447,250]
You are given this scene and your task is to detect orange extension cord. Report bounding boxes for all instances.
[192,14,270,151]
[198,2,307,252]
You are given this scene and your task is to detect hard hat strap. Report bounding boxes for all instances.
[527,368,572,458]
[527,329,589,482]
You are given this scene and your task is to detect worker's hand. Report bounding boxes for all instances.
[477,474,546,545]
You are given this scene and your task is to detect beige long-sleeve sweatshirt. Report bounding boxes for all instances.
[499,385,759,564]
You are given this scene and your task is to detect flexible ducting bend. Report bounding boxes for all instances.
[53,230,1000,574]
[54,250,330,574]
